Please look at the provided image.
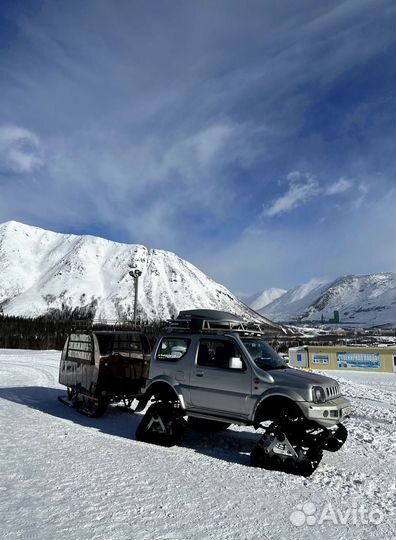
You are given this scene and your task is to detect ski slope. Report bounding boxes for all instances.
[0,350,395,540]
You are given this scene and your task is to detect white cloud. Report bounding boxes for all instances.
[14,120,249,251]
[265,171,320,217]
[199,187,396,293]
[0,0,393,294]
[265,173,354,217]
[0,125,42,174]
[325,177,352,195]
[286,171,306,183]
[182,124,234,167]
[353,182,370,208]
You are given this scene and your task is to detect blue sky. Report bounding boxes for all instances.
[0,0,395,294]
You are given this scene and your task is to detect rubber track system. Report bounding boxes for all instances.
[136,402,187,447]
[58,393,108,418]
[251,421,324,477]
[319,423,348,452]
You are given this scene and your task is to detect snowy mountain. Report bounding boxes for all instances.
[259,274,396,327]
[241,288,287,311]
[0,220,275,325]
[257,279,330,321]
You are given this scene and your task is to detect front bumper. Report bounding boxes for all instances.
[299,396,352,427]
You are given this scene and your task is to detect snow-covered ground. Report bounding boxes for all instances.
[0,350,395,540]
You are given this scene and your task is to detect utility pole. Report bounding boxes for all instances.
[129,266,142,327]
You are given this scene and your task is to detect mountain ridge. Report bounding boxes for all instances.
[256,273,396,327]
[0,220,273,325]
[240,288,287,311]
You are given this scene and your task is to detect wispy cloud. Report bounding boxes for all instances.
[264,172,354,217]
[264,171,320,217]
[12,120,250,249]
[325,177,352,195]
[0,125,42,175]
[353,182,370,208]
[0,0,394,291]
[201,187,396,292]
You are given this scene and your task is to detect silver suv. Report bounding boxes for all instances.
[136,310,351,476]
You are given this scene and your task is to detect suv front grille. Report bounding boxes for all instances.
[325,385,340,399]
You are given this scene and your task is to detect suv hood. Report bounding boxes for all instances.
[255,367,341,402]
[258,366,337,387]
[256,367,338,388]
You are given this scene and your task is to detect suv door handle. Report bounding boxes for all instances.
[195,370,204,377]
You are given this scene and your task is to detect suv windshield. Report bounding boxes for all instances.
[241,339,287,371]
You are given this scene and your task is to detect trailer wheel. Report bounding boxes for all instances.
[136,402,186,447]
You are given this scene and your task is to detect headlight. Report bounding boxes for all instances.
[312,386,326,403]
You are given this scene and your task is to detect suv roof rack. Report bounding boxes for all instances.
[165,309,281,336]
[70,319,140,333]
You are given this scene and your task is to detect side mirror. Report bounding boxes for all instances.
[229,357,243,370]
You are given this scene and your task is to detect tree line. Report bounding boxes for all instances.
[0,314,347,351]
[0,315,165,350]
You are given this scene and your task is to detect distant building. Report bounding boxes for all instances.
[320,310,340,324]
[329,310,340,323]
[288,345,396,373]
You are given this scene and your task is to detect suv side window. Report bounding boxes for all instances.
[197,339,245,370]
[156,337,191,362]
